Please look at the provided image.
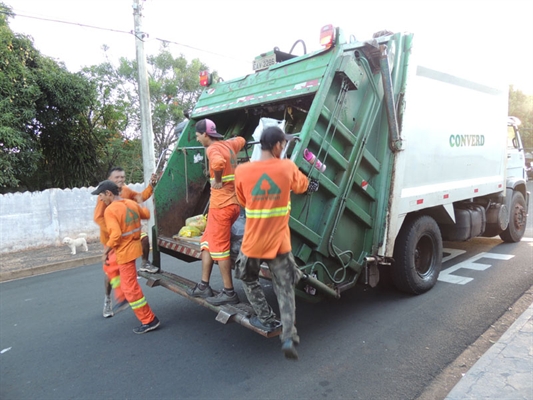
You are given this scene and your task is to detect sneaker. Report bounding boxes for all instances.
[103,298,114,318]
[281,339,299,360]
[249,315,281,332]
[133,316,160,334]
[187,283,214,298]
[206,290,239,306]
[139,261,159,274]
[113,299,129,315]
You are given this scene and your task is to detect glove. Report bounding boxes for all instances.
[149,173,158,188]
[307,178,319,194]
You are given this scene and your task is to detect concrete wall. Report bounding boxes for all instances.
[0,183,145,254]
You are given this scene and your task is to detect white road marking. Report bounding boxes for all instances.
[442,248,467,263]
[438,252,514,285]
[1,347,12,354]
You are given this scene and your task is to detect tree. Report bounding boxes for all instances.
[0,3,41,188]
[81,58,144,183]
[1,4,103,191]
[509,86,533,151]
[115,43,211,159]
[30,57,100,189]
[80,45,210,182]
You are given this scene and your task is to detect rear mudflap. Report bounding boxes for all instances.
[138,270,281,338]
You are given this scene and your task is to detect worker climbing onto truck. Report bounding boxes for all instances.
[187,119,246,305]
[234,125,318,360]
[92,180,160,334]
[94,167,159,318]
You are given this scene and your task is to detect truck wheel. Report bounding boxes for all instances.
[499,191,527,243]
[392,215,442,295]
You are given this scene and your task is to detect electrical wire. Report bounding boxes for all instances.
[1,8,249,65]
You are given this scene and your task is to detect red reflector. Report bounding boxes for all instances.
[417,199,423,205]
[320,24,335,47]
[474,188,479,193]
[443,194,449,199]
[199,71,211,87]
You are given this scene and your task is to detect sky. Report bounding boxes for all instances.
[5,0,533,94]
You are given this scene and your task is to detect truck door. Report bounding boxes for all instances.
[506,116,527,180]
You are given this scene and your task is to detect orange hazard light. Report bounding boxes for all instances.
[199,71,212,87]
[320,24,335,48]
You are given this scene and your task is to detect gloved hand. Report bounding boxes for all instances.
[149,173,159,188]
[307,178,319,194]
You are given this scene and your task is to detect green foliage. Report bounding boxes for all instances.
[1,4,103,191]
[509,86,533,151]
[113,44,210,158]
[31,57,100,188]
[0,3,42,187]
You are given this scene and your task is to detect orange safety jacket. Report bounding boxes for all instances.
[104,198,150,264]
[94,184,153,245]
[206,137,246,209]
[235,158,308,259]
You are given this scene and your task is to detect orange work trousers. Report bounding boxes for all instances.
[104,251,155,325]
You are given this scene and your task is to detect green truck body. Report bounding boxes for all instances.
[141,26,528,336]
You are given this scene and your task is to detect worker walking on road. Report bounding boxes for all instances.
[234,125,317,360]
[94,167,159,318]
[92,180,160,334]
[187,119,246,306]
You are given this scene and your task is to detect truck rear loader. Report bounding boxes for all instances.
[139,25,529,337]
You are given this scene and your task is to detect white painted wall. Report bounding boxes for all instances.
[0,183,145,254]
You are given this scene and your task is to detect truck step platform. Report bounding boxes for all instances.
[157,236,202,260]
[137,270,281,338]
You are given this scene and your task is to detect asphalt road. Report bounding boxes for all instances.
[1,185,532,400]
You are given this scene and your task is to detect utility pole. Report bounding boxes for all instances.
[132,0,155,236]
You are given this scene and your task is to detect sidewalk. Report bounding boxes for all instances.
[0,241,102,282]
[1,244,532,399]
[446,301,533,399]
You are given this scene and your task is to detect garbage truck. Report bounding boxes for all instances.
[139,25,529,337]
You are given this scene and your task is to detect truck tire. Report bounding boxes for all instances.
[392,215,443,295]
[499,191,527,243]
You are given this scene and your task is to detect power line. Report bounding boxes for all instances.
[2,9,250,65]
[1,9,132,36]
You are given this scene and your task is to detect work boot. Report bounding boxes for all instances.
[249,315,281,332]
[206,290,239,306]
[103,297,113,318]
[187,283,214,298]
[281,339,299,360]
[139,261,159,273]
[133,316,160,334]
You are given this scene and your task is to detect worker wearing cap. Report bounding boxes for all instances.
[234,125,316,360]
[187,118,246,306]
[92,180,160,334]
[94,167,159,319]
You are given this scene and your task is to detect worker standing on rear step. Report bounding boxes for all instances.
[187,119,246,306]
[234,126,318,360]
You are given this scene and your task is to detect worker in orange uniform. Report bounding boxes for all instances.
[234,126,318,360]
[187,119,246,306]
[92,179,160,334]
[94,167,159,319]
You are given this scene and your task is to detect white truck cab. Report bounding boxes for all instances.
[507,116,528,181]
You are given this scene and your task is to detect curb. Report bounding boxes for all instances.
[0,255,102,282]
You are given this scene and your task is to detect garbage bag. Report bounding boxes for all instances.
[178,225,202,238]
[230,209,246,261]
[250,118,285,161]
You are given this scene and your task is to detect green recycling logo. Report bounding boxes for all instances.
[251,173,281,201]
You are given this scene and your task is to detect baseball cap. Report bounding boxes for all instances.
[195,118,224,138]
[260,126,297,150]
[91,180,119,195]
